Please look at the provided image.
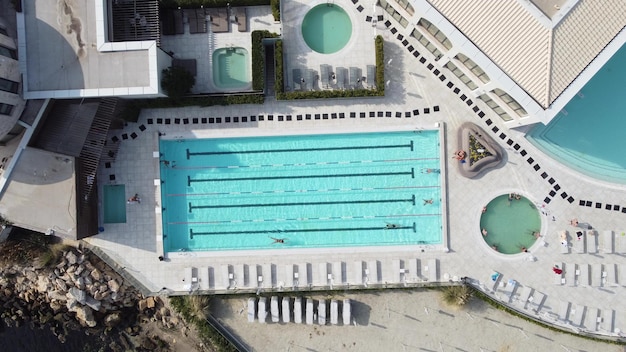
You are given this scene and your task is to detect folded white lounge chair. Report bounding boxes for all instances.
[558,231,570,254]
[330,300,338,325]
[236,264,246,287]
[355,261,365,285]
[343,299,351,325]
[427,259,438,282]
[566,263,577,286]
[529,291,545,314]
[516,286,533,309]
[591,264,602,287]
[603,263,617,287]
[558,300,571,321]
[258,297,267,323]
[247,298,256,323]
[306,298,314,325]
[318,263,328,287]
[282,297,291,323]
[271,296,280,323]
[294,297,302,324]
[601,309,614,333]
[221,265,231,289]
[368,260,379,283]
[263,264,273,287]
[569,304,585,327]
[578,263,590,286]
[586,230,598,254]
[572,231,585,253]
[600,230,614,253]
[333,262,343,285]
[318,299,326,325]
[584,308,600,331]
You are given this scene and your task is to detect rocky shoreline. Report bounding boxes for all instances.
[0,245,188,351]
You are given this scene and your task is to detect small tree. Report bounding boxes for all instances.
[161,66,195,100]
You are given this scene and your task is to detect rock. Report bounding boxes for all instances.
[65,251,78,265]
[74,265,84,276]
[104,312,121,328]
[50,301,63,313]
[36,277,49,293]
[146,297,155,309]
[66,297,78,311]
[75,276,85,290]
[159,307,170,317]
[72,305,96,327]
[24,270,37,282]
[68,287,87,304]
[93,291,105,301]
[108,279,120,293]
[55,278,67,291]
[140,336,157,350]
[138,299,148,311]
[66,265,76,274]
[48,290,67,302]
[77,254,86,265]
[84,296,101,311]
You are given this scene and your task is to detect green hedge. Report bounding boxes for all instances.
[119,94,264,122]
[160,0,270,8]
[375,35,385,94]
[275,35,385,100]
[274,40,284,94]
[270,0,280,21]
[251,30,280,91]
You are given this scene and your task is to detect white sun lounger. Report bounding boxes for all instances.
[616,231,626,254]
[566,263,577,286]
[591,264,602,287]
[236,264,246,287]
[558,231,570,254]
[355,261,364,285]
[584,308,600,331]
[501,279,518,303]
[306,298,314,325]
[247,298,256,323]
[578,263,590,286]
[530,291,545,314]
[271,296,280,323]
[604,263,617,287]
[489,271,502,293]
[320,64,330,88]
[332,262,342,285]
[343,299,351,325]
[263,264,273,287]
[330,300,338,325]
[368,260,379,283]
[221,265,231,289]
[317,262,328,287]
[183,267,193,291]
[258,297,267,323]
[569,304,585,327]
[426,259,438,282]
[554,262,565,285]
[601,309,614,333]
[572,231,585,253]
[336,67,346,89]
[252,265,261,288]
[586,230,598,254]
[294,297,302,324]
[285,264,294,288]
[300,262,311,286]
[600,230,614,253]
[318,299,326,325]
[558,300,571,321]
[392,259,401,283]
[282,297,291,323]
[366,65,377,88]
[516,286,533,309]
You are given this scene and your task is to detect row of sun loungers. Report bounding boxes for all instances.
[291,65,377,91]
[561,229,626,254]
[247,297,352,325]
[479,270,623,335]
[183,258,452,291]
[163,7,246,35]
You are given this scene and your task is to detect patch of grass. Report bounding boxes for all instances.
[469,135,492,165]
[170,296,237,352]
[440,285,473,307]
[38,243,71,268]
[187,295,211,321]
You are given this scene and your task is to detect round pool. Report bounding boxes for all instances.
[301,4,352,54]
[480,194,541,254]
[212,47,250,90]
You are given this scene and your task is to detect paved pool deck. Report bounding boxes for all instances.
[87,0,626,342]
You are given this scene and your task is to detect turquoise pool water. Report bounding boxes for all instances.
[480,194,540,254]
[160,131,443,252]
[526,43,626,184]
[212,47,250,90]
[301,4,352,54]
[103,185,126,223]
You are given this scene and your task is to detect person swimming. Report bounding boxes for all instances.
[270,237,286,244]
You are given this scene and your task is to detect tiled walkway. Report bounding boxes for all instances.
[88,1,626,341]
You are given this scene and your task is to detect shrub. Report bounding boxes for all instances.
[270,0,280,21]
[469,135,492,165]
[251,30,279,91]
[161,66,196,100]
[375,35,385,93]
[187,295,211,321]
[274,40,284,94]
[441,285,473,307]
[38,243,71,268]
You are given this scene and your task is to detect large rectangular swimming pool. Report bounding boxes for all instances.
[160,131,442,252]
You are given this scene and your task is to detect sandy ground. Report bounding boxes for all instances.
[212,289,622,352]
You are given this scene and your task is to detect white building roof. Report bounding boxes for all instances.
[427,0,626,108]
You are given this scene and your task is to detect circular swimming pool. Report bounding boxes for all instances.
[212,47,250,90]
[301,4,352,54]
[480,194,541,254]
